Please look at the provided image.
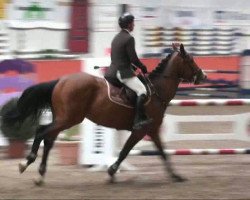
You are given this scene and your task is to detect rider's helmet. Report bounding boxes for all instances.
[118,13,134,29]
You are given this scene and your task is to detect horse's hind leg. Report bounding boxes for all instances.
[34,134,57,186]
[19,125,50,174]
[34,120,70,186]
[108,130,146,182]
[150,132,186,182]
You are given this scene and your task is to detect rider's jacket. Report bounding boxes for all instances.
[105,29,145,80]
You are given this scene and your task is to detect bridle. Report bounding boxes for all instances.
[179,53,203,84]
[161,52,200,84]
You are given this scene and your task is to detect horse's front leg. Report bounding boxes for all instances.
[108,130,146,182]
[149,132,186,182]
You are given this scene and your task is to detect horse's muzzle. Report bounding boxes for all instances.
[194,70,207,85]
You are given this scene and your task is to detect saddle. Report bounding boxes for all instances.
[104,74,152,108]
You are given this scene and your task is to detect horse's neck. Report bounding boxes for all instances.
[151,76,179,103]
[166,78,180,99]
[161,64,180,98]
[150,56,181,102]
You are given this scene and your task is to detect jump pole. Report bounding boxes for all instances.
[130,148,250,156]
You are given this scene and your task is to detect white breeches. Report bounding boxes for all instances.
[117,71,147,96]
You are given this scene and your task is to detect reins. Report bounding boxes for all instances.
[142,73,169,107]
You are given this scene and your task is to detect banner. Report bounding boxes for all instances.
[214,10,250,26]
[8,0,56,21]
[92,4,118,32]
[140,1,163,28]
[68,0,88,53]
[166,7,211,28]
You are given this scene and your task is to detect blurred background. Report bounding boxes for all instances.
[0,0,249,101]
[1,0,248,57]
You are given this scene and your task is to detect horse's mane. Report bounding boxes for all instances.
[148,52,175,79]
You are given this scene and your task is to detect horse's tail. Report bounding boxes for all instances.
[1,80,59,125]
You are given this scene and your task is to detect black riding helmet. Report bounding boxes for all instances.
[118,13,134,29]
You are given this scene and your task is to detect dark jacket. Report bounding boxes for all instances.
[105,29,145,79]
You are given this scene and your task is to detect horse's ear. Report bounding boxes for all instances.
[180,43,186,57]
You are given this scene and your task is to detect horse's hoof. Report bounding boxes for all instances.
[109,175,116,184]
[107,167,115,177]
[171,174,187,182]
[33,177,45,186]
[18,162,27,174]
[107,164,119,183]
[34,179,44,187]
[107,164,118,177]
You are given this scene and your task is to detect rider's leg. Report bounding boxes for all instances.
[133,93,153,129]
[117,72,152,129]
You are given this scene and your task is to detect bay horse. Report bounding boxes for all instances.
[3,44,206,185]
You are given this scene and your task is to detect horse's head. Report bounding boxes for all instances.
[171,43,207,85]
[148,44,207,85]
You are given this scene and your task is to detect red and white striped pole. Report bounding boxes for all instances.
[169,99,250,106]
[130,148,250,156]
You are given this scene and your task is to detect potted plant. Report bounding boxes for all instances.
[56,125,80,165]
[0,98,38,158]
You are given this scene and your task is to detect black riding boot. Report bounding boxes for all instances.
[133,94,153,130]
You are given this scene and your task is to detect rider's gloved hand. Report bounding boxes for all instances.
[140,65,148,74]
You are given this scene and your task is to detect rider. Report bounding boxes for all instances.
[105,12,152,130]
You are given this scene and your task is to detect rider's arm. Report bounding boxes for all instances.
[126,37,147,73]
